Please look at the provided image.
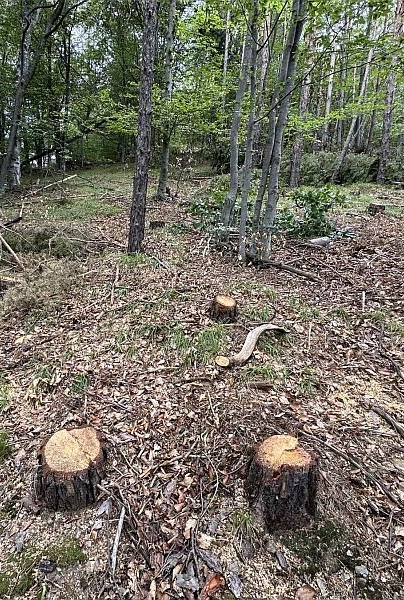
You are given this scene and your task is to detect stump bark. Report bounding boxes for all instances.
[34,427,106,511]
[209,294,238,323]
[245,435,318,532]
[368,203,385,215]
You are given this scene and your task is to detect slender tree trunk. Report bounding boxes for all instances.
[157,0,176,201]
[260,0,306,260]
[128,0,158,253]
[290,34,314,187]
[321,50,336,150]
[252,13,277,166]
[239,0,259,263]
[377,0,404,182]
[365,70,380,154]
[220,24,253,230]
[222,8,231,111]
[331,46,374,183]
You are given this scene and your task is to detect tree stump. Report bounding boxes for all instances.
[209,294,238,323]
[34,427,106,511]
[368,203,385,216]
[245,435,319,532]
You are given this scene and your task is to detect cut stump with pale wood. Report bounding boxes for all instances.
[245,435,319,532]
[209,294,238,323]
[34,426,106,511]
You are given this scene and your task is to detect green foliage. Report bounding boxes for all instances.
[0,431,11,461]
[0,379,9,411]
[1,227,86,259]
[276,186,347,238]
[188,175,229,228]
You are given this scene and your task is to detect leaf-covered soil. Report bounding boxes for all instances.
[0,167,404,600]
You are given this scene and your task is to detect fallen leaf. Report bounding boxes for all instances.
[199,573,225,599]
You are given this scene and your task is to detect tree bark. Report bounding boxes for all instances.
[245,435,319,532]
[220,25,253,231]
[157,0,176,201]
[35,427,106,511]
[331,46,373,183]
[239,0,259,263]
[0,0,70,197]
[260,0,306,259]
[209,294,238,323]
[320,50,336,150]
[289,34,315,187]
[377,0,404,183]
[128,0,158,253]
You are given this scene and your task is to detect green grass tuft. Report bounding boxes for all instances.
[0,431,11,461]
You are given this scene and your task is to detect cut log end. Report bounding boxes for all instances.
[34,427,106,511]
[215,355,230,367]
[245,435,319,532]
[209,294,238,323]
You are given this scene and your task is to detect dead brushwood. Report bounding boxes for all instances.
[1,259,79,315]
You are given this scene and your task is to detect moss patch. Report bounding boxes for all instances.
[48,537,87,567]
[279,519,348,576]
[0,549,38,598]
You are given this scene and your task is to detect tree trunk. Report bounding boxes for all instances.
[320,50,336,150]
[157,0,176,201]
[222,8,231,111]
[331,46,373,183]
[245,435,319,532]
[35,427,106,511]
[290,34,315,187]
[220,27,252,231]
[239,0,259,263]
[260,0,306,260]
[252,13,278,166]
[0,0,70,197]
[377,0,403,183]
[128,0,158,253]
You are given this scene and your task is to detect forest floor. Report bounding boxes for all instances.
[0,165,404,600]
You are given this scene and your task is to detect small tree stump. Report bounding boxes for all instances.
[368,203,385,215]
[34,427,106,511]
[209,294,238,323]
[245,435,318,532]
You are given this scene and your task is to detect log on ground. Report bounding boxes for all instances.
[245,435,318,532]
[209,294,238,323]
[34,426,106,511]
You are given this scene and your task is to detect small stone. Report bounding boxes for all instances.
[355,565,369,579]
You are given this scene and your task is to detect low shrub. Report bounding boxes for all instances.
[276,185,347,238]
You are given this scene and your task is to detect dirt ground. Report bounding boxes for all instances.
[0,168,404,600]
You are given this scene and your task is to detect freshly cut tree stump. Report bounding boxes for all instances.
[368,203,385,215]
[209,294,238,323]
[35,427,106,511]
[245,435,318,532]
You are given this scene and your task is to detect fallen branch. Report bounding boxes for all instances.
[300,430,403,508]
[371,406,404,441]
[215,323,288,367]
[0,232,25,271]
[261,261,320,282]
[110,505,125,576]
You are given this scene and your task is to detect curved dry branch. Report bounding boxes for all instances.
[215,323,288,368]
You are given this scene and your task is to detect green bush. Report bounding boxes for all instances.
[283,152,403,185]
[276,185,347,238]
